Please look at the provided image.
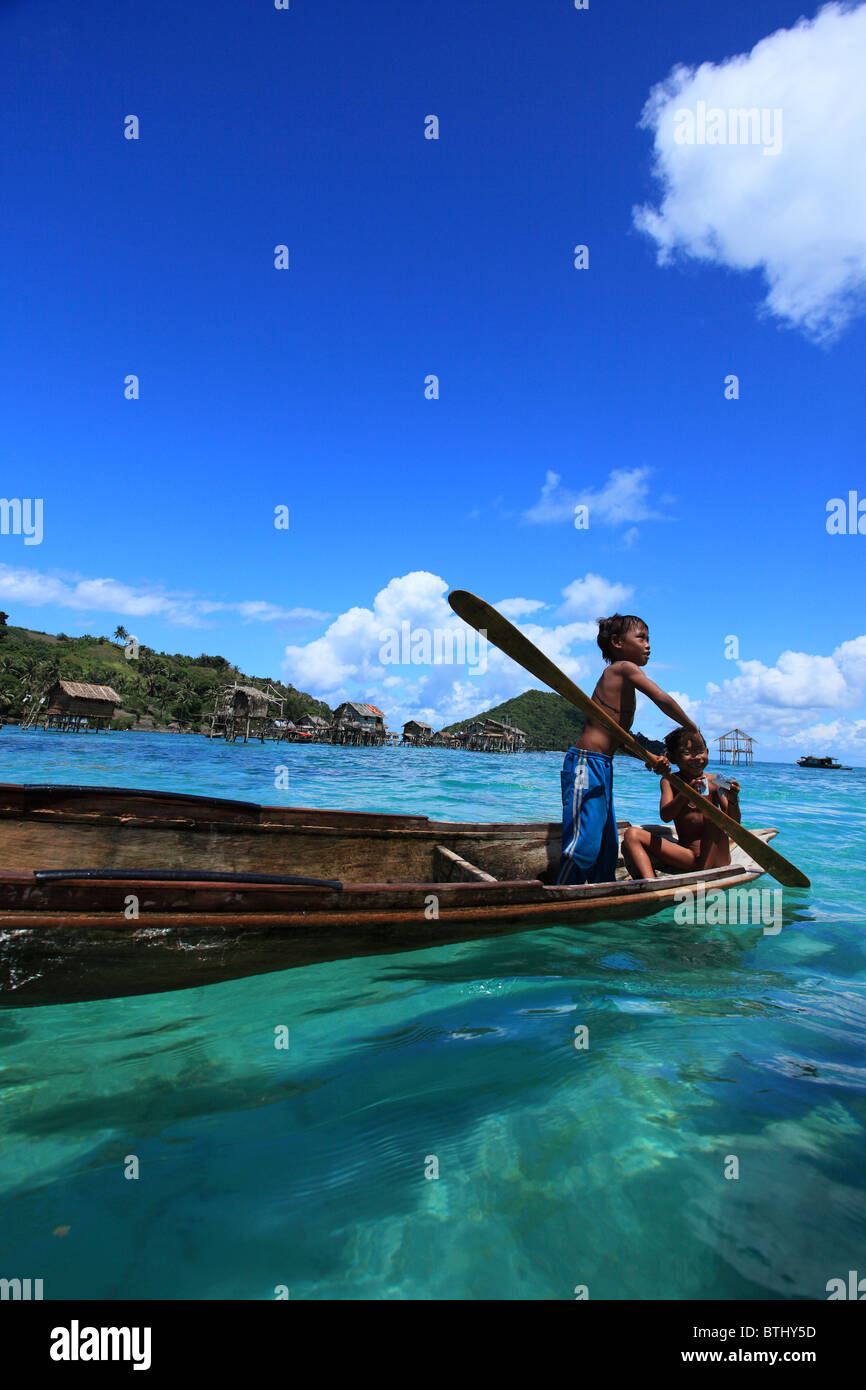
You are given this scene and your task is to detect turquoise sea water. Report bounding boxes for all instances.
[1,730,864,1300]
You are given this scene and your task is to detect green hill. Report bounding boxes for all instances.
[444,689,586,751]
[0,620,331,732]
[443,687,666,755]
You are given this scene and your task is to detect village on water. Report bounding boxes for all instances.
[9,672,760,767]
[15,674,529,752]
[0,614,773,760]
[0,617,771,762]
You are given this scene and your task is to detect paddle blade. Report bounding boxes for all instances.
[672,773,810,889]
[449,590,596,717]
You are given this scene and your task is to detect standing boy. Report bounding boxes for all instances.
[556,613,698,885]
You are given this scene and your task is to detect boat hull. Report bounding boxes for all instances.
[0,783,778,1007]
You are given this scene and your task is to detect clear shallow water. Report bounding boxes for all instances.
[1,730,864,1300]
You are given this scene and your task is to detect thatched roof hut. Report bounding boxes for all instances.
[333,701,385,730]
[332,701,386,745]
[453,717,527,753]
[31,679,122,732]
[402,719,433,745]
[297,714,329,730]
[222,685,279,719]
[46,680,121,718]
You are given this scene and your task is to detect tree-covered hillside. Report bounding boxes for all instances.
[444,689,586,751]
[0,619,331,732]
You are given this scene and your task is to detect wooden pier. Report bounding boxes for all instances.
[455,717,527,753]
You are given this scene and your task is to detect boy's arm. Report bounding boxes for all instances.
[722,780,741,823]
[618,742,671,774]
[619,742,667,765]
[619,663,698,730]
[708,777,742,822]
[659,777,692,823]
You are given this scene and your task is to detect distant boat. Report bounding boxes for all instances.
[797,755,852,769]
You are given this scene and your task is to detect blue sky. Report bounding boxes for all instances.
[2,0,865,758]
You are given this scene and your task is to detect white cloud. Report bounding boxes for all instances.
[559,574,634,619]
[707,648,855,713]
[667,689,701,718]
[639,635,866,754]
[525,467,667,526]
[794,717,866,750]
[834,635,866,690]
[281,570,603,729]
[494,597,547,620]
[633,3,866,342]
[234,600,325,624]
[0,564,327,628]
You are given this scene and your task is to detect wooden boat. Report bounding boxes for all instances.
[0,782,779,1008]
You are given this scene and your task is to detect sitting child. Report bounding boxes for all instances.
[622,726,741,880]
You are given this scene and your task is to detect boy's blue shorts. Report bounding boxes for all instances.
[556,748,619,886]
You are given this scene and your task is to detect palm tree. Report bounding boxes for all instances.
[113,625,129,645]
[19,657,59,727]
[174,680,198,730]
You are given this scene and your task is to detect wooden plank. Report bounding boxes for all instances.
[433,844,498,883]
[0,858,765,931]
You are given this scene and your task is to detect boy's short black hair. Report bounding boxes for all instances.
[664,726,706,762]
[597,614,647,663]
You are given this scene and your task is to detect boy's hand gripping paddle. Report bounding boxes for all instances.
[448,589,810,890]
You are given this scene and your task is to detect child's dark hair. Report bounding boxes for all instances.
[664,726,706,762]
[597,613,647,663]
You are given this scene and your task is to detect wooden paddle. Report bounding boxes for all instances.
[448,589,810,890]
